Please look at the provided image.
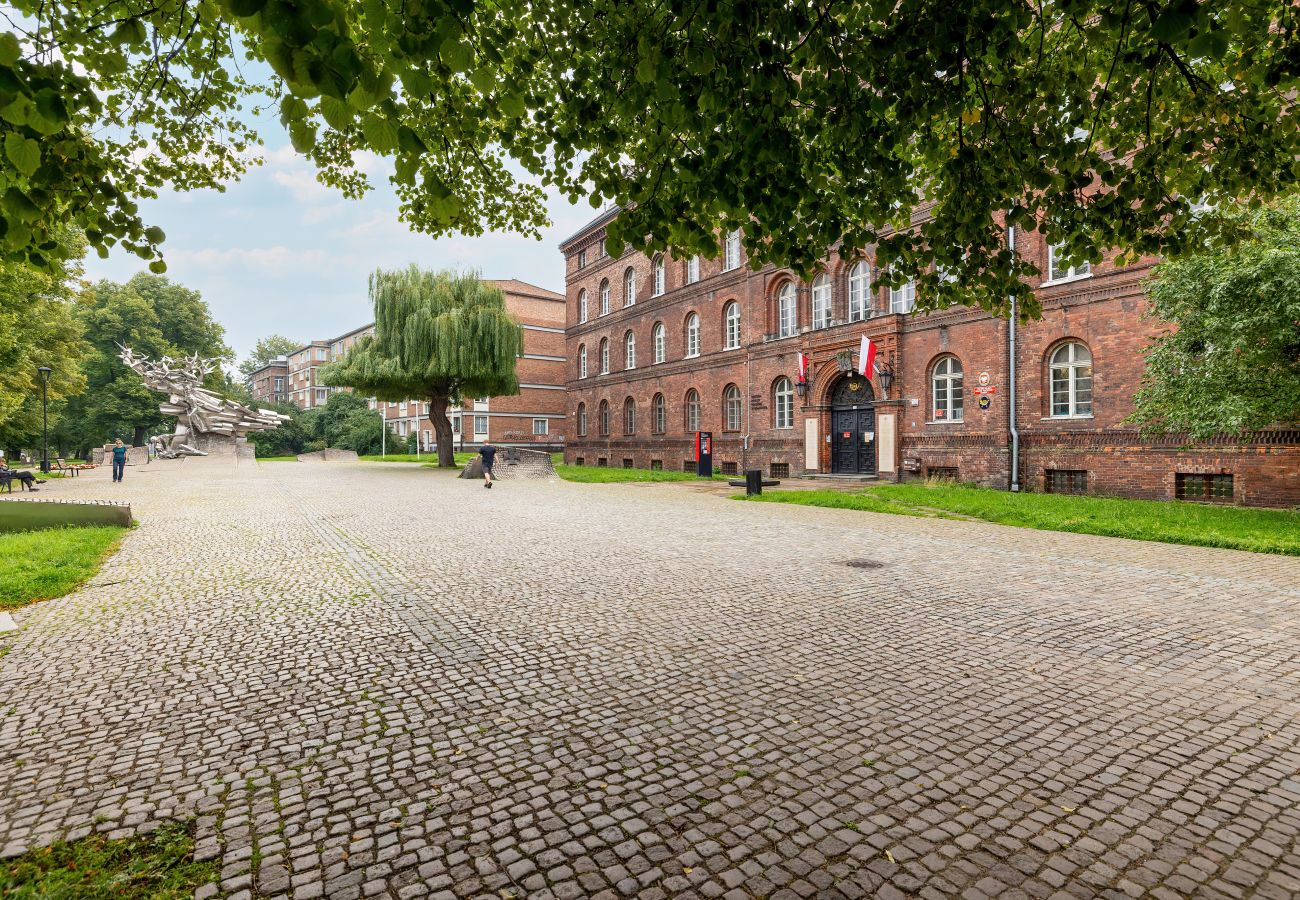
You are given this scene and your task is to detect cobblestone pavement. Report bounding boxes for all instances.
[2,459,1300,900]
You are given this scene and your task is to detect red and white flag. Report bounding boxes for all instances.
[797,352,809,382]
[858,335,877,377]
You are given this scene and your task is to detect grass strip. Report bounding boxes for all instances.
[0,526,128,609]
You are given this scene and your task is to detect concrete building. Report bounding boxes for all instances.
[560,208,1300,507]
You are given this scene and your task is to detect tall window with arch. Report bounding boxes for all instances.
[931,356,964,421]
[624,267,637,306]
[723,384,743,432]
[623,397,636,435]
[723,301,741,349]
[652,393,666,433]
[890,279,916,314]
[685,313,701,358]
[812,273,832,329]
[1050,342,1093,417]
[576,402,587,436]
[686,255,700,284]
[599,279,610,315]
[578,289,588,324]
[724,230,742,271]
[577,343,587,379]
[652,322,666,363]
[848,261,871,322]
[652,255,665,296]
[684,389,701,433]
[599,337,609,374]
[773,377,794,429]
[777,283,797,338]
[598,399,610,436]
[624,330,636,369]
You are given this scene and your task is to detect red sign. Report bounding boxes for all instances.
[973,386,997,396]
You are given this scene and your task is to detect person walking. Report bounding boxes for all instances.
[479,440,496,488]
[111,439,127,482]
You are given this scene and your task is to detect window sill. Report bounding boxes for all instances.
[925,419,965,425]
[684,353,700,360]
[1040,273,1093,288]
[1043,414,1094,421]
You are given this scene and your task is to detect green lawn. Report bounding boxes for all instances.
[256,455,299,462]
[742,482,1300,555]
[555,463,731,483]
[363,452,477,465]
[0,526,128,609]
[0,821,217,899]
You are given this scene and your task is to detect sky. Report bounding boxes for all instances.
[82,134,597,365]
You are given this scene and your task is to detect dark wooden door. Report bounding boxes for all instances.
[831,407,877,474]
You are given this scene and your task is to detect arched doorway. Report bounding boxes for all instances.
[829,373,876,474]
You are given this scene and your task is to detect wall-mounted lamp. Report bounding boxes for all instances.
[876,352,895,397]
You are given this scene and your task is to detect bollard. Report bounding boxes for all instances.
[745,468,763,496]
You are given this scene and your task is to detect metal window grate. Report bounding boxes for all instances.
[1176,473,1233,502]
[597,457,608,468]
[720,461,738,476]
[927,466,959,481]
[770,462,790,479]
[575,457,584,466]
[623,458,634,469]
[650,459,663,471]
[683,460,695,472]
[1045,469,1087,494]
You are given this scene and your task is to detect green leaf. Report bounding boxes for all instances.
[361,114,399,152]
[0,32,20,67]
[144,225,166,244]
[148,258,168,273]
[319,95,353,130]
[225,0,269,15]
[288,120,316,152]
[5,133,40,177]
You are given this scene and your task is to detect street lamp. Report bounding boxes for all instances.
[36,366,51,473]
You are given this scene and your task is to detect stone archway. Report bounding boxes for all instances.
[828,372,877,474]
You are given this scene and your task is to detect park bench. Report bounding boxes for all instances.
[53,458,88,476]
[0,471,36,492]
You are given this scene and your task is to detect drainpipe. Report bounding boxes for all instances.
[1007,223,1021,492]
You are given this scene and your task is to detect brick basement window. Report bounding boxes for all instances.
[927,466,959,481]
[770,462,790,479]
[1176,472,1233,502]
[1045,469,1087,494]
[575,456,584,466]
[650,459,663,471]
[622,458,634,469]
[597,457,608,467]
[720,461,738,476]
[683,460,694,472]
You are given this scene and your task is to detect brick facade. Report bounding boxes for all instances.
[246,358,289,406]
[560,212,1300,506]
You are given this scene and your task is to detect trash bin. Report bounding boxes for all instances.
[745,468,763,496]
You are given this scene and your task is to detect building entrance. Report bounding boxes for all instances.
[829,374,877,475]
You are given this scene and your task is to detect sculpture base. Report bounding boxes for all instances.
[188,434,254,460]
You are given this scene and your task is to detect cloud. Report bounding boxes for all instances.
[167,245,334,275]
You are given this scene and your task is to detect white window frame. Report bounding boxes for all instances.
[578,344,587,379]
[685,313,700,358]
[533,418,549,435]
[687,256,700,284]
[577,249,587,268]
[777,283,797,338]
[723,302,741,350]
[652,393,666,434]
[931,356,964,422]
[685,390,701,433]
[624,331,636,369]
[848,261,871,322]
[577,404,587,436]
[652,256,665,296]
[890,280,915,314]
[723,384,743,432]
[598,400,610,436]
[653,323,666,364]
[1046,244,1092,284]
[624,267,637,306]
[773,377,794,429]
[599,280,610,315]
[578,289,588,323]
[724,230,741,271]
[600,338,609,375]
[1049,342,1094,418]
[474,415,489,435]
[812,274,832,329]
[623,398,636,435]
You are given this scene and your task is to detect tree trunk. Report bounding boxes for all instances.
[429,393,456,467]
[133,425,146,447]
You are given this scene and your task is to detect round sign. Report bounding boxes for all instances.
[978,395,991,410]
[978,371,991,386]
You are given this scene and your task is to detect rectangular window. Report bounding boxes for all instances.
[720,461,738,476]
[597,457,608,467]
[770,462,790,479]
[687,256,700,284]
[474,415,488,434]
[1175,473,1234,502]
[683,460,695,472]
[724,230,741,271]
[1047,244,1092,282]
[452,416,460,433]
[532,418,549,435]
[575,456,585,466]
[926,466,959,481]
[623,458,634,469]
[890,281,915,314]
[578,249,587,268]
[1045,469,1088,494]
[650,459,663,471]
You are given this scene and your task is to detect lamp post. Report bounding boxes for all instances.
[37,366,51,473]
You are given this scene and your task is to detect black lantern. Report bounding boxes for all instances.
[876,354,895,396]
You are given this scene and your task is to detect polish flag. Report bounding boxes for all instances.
[858,335,877,378]
[797,352,809,382]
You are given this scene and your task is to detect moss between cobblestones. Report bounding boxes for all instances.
[740,483,1300,555]
[0,821,218,899]
[0,525,128,609]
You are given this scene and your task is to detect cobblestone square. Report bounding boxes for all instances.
[2,460,1298,899]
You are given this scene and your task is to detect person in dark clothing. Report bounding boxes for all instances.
[111,439,127,482]
[0,453,43,491]
[479,441,496,488]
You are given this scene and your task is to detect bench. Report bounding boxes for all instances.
[728,479,781,488]
[0,472,36,492]
[52,458,83,476]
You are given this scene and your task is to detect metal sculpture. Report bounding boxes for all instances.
[120,347,290,459]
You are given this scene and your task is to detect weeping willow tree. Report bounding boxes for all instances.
[322,268,522,468]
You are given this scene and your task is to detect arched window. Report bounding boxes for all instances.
[652,322,666,363]
[931,356,964,422]
[652,255,665,296]
[686,256,700,284]
[623,397,636,435]
[599,279,610,315]
[577,343,587,379]
[723,301,741,349]
[777,283,797,338]
[724,230,742,271]
[576,402,587,436]
[598,399,610,436]
[723,384,743,432]
[624,330,636,369]
[624,267,637,306]
[599,338,609,374]
[811,274,832,329]
[890,279,916,314]
[578,289,588,324]
[773,377,794,429]
[652,393,666,434]
[848,261,871,322]
[685,313,701,358]
[1050,342,1093,417]
[684,389,701,433]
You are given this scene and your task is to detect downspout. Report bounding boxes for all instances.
[1007,223,1021,492]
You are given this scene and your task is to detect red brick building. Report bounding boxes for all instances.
[246,358,289,406]
[560,209,1300,507]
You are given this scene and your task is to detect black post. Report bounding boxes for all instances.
[745,469,763,496]
[37,366,51,474]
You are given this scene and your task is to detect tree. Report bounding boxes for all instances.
[1130,197,1300,440]
[56,273,233,452]
[322,269,520,467]
[239,335,299,378]
[248,400,309,458]
[4,3,1298,313]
